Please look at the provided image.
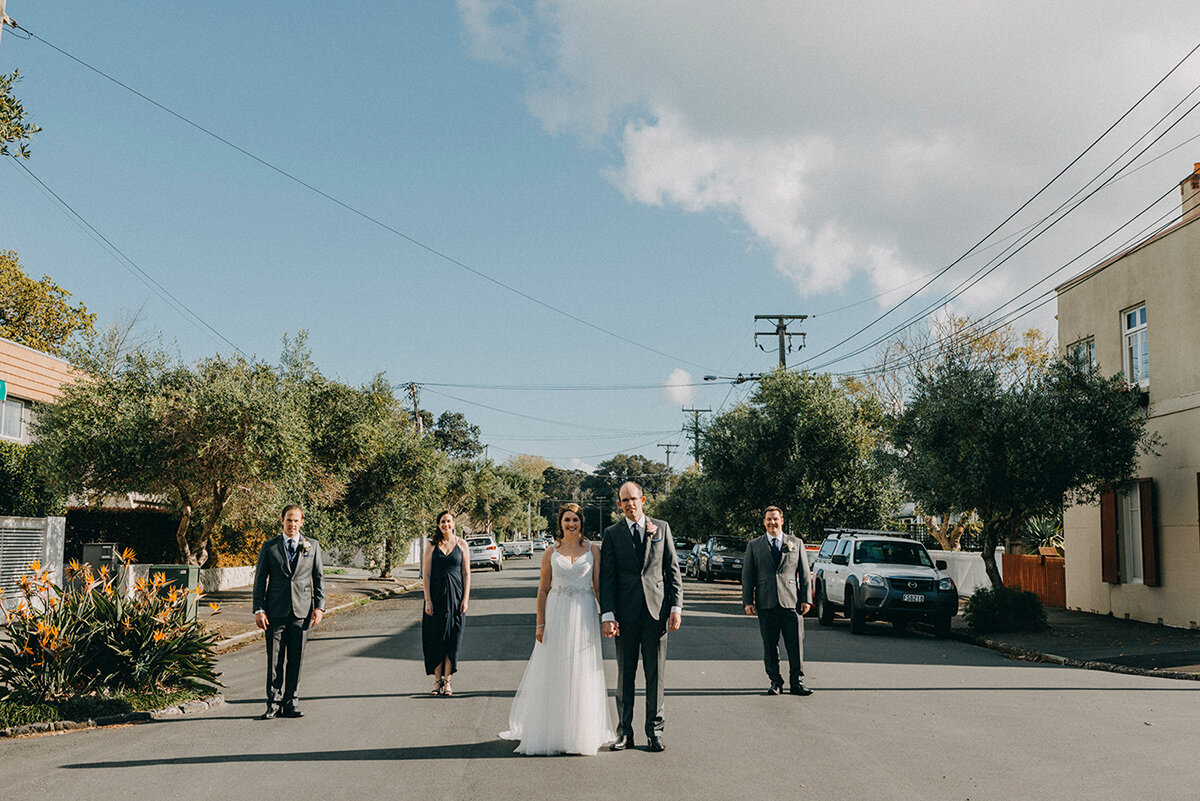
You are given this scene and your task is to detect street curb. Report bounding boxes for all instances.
[0,693,225,739]
[213,578,423,653]
[951,630,1200,682]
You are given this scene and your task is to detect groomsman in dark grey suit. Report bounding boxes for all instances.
[599,481,682,753]
[253,504,326,719]
[742,505,813,696]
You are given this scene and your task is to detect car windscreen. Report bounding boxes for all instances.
[710,538,742,554]
[468,539,491,548]
[853,541,933,567]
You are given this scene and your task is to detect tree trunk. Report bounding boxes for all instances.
[979,521,1004,589]
[195,483,230,569]
[379,537,393,578]
[174,489,194,565]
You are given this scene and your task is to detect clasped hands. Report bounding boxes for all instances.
[602,611,681,638]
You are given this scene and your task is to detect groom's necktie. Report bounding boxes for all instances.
[770,537,782,566]
[286,539,298,570]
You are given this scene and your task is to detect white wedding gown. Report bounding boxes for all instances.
[500,547,614,755]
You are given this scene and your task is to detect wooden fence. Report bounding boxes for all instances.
[1002,553,1065,607]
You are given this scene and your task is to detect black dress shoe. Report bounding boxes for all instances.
[281,706,304,718]
[648,735,666,752]
[789,681,813,696]
[258,709,277,720]
[610,734,633,751]
[767,680,783,695]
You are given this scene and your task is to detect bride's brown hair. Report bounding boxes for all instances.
[554,503,587,545]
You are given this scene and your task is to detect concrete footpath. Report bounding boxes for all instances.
[951,605,1200,679]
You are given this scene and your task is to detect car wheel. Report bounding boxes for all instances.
[847,589,866,634]
[703,565,713,582]
[493,563,501,572]
[934,613,952,639]
[816,584,834,626]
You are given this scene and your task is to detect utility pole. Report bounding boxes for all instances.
[407,382,423,435]
[754,314,808,368]
[681,407,710,466]
[657,442,677,492]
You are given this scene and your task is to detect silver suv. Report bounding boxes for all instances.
[812,530,957,637]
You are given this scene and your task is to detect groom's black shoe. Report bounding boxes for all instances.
[610,734,633,751]
[648,735,666,753]
[258,708,277,720]
[767,680,783,695]
[789,681,813,696]
[281,705,304,718]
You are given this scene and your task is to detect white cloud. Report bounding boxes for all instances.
[568,457,596,473]
[661,367,695,406]
[460,1,1200,317]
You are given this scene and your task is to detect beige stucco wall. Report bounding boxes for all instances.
[1057,216,1200,627]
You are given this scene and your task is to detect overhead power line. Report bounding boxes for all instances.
[799,37,1200,370]
[11,22,715,373]
[7,157,243,355]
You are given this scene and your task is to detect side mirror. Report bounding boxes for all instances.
[936,560,948,570]
[831,553,848,566]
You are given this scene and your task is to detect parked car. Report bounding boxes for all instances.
[696,536,746,582]
[468,536,504,571]
[676,540,693,574]
[532,537,550,551]
[502,539,534,559]
[811,530,957,637]
[684,543,703,578]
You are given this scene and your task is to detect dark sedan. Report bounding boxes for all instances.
[697,536,745,582]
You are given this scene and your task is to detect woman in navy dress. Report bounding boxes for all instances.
[422,510,470,696]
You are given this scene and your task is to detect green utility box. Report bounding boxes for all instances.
[146,564,200,622]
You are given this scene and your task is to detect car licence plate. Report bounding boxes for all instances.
[902,593,924,603]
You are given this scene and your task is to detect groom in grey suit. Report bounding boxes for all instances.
[253,504,326,719]
[599,481,682,753]
[742,505,813,696]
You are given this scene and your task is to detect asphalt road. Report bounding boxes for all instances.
[4,560,1200,800]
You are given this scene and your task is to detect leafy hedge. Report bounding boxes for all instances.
[0,556,222,703]
[964,585,1047,633]
[0,440,65,516]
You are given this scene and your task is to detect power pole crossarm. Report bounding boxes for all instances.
[681,407,711,466]
[754,314,807,368]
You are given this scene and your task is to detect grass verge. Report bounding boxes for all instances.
[0,683,215,730]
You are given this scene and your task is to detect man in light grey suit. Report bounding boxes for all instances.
[599,481,682,753]
[253,504,326,719]
[742,505,813,696]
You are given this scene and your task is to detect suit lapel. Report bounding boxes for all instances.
[641,518,656,571]
[277,536,295,577]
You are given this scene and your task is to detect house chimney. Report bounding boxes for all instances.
[1182,162,1200,224]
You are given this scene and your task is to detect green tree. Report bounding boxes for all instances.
[893,354,1158,588]
[581,453,670,498]
[1,70,40,159]
[431,411,483,459]
[0,251,96,357]
[35,348,308,566]
[647,464,720,547]
[698,369,900,543]
[541,465,590,502]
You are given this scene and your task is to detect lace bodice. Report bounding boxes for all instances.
[549,548,595,595]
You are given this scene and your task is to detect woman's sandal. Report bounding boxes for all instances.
[441,678,453,697]
[432,677,445,696]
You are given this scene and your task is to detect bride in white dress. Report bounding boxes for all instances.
[500,503,614,755]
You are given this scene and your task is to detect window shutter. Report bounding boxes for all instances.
[1140,478,1159,587]
[1100,486,1119,584]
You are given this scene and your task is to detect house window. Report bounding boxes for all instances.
[0,399,24,441]
[1117,485,1143,584]
[1123,305,1148,386]
[1068,337,1096,370]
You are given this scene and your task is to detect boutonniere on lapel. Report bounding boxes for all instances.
[645,521,659,539]
[780,541,792,554]
[299,538,312,555]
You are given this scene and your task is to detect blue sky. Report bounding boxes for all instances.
[2,2,1199,470]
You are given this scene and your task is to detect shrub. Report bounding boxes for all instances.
[964,585,1047,634]
[0,440,65,516]
[207,525,269,568]
[0,554,222,703]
